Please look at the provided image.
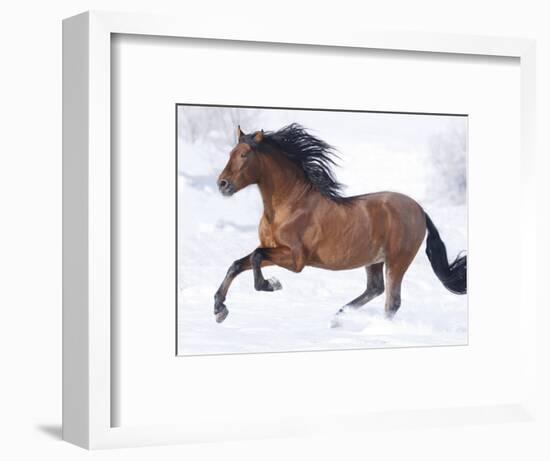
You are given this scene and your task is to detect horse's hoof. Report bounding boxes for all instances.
[215,306,229,323]
[267,277,282,291]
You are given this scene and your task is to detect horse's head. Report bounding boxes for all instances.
[217,126,264,196]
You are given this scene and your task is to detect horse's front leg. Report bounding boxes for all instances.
[251,246,304,291]
[214,247,302,323]
[213,254,252,323]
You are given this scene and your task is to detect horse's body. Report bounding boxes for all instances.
[213,124,466,324]
[259,189,426,272]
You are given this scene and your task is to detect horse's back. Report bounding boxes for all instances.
[355,190,425,234]
[307,191,426,270]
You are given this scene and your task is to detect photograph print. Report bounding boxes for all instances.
[177,105,467,355]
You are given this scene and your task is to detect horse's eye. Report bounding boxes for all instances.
[241,152,249,159]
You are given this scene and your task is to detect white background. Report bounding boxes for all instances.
[0,1,549,460]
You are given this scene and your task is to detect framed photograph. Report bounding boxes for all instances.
[63,11,537,449]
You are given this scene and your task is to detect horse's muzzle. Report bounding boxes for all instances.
[217,178,236,196]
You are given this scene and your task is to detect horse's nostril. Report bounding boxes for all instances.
[219,179,228,188]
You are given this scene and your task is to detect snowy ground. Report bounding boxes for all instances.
[177,107,468,355]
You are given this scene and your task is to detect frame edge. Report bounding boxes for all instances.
[62,11,91,449]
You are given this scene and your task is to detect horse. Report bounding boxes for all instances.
[213,123,466,325]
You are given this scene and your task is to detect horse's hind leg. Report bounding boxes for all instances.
[384,261,407,319]
[330,263,385,327]
[342,263,385,311]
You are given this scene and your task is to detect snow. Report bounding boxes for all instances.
[177,107,468,355]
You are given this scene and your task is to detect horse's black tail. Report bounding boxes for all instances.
[424,212,467,295]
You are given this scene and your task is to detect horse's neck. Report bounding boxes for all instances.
[257,153,310,222]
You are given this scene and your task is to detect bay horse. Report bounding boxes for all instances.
[213,123,466,325]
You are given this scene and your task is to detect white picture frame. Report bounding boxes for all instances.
[62,10,537,449]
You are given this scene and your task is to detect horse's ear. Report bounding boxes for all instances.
[254,129,264,144]
[237,125,246,140]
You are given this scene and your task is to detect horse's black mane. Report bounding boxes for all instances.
[244,123,345,202]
